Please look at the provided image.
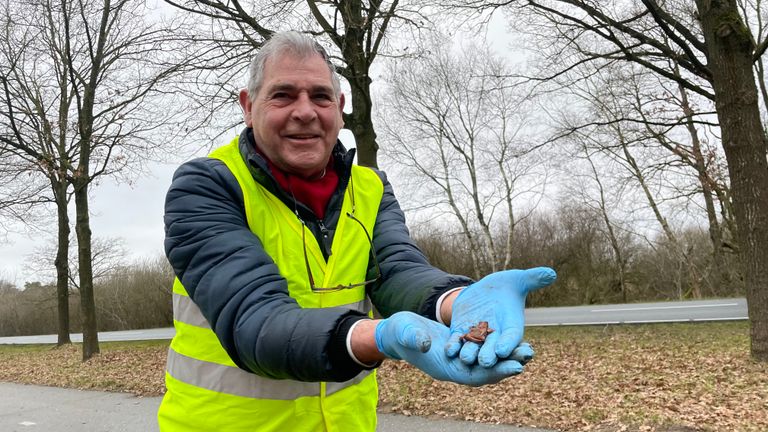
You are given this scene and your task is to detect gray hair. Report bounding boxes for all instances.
[246,31,341,101]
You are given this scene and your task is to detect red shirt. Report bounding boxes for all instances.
[258,149,338,220]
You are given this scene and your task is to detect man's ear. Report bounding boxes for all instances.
[338,93,345,127]
[239,89,252,127]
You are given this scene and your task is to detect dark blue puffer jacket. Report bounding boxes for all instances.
[164,128,473,383]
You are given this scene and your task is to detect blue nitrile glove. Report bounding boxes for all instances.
[445,267,557,367]
[375,311,526,386]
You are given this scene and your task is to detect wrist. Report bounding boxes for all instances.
[349,319,385,365]
[438,288,463,325]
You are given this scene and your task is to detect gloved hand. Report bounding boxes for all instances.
[375,311,527,386]
[445,267,556,367]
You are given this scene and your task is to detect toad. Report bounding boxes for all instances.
[460,321,494,344]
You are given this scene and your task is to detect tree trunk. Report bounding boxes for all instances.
[590,153,628,303]
[340,47,378,168]
[53,179,71,346]
[74,179,99,360]
[677,80,729,296]
[697,0,768,361]
[333,0,379,169]
[692,129,729,296]
[344,82,379,168]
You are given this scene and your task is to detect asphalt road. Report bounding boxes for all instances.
[525,297,748,326]
[0,297,748,345]
[0,383,554,432]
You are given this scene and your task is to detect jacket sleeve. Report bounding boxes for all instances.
[367,170,474,319]
[164,157,368,382]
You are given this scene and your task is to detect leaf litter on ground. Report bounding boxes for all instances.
[0,322,765,432]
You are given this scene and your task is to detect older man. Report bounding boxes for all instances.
[158,31,555,432]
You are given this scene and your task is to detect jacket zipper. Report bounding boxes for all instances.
[317,219,333,259]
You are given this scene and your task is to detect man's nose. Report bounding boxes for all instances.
[291,93,318,122]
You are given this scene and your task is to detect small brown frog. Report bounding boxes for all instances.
[460,321,494,344]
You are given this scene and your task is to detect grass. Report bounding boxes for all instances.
[0,322,766,431]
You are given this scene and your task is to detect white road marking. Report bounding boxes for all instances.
[19,421,36,426]
[530,321,621,327]
[592,303,738,313]
[527,316,748,326]
[624,319,689,324]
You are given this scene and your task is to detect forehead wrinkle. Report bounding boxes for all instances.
[265,82,334,95]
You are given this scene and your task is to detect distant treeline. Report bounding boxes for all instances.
[0,257,173,337]
[412,209,744,308]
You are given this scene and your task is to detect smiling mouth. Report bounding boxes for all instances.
[286,134,320,140]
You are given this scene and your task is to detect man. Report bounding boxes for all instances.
[158,31,556,431]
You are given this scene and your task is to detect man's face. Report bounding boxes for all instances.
[240,52,345,178]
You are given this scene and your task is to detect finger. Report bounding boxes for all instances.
[493,358,524,377]
[477,331,501,368]
[444,332,463,358]
[398,324,432,353]
[459,340,481,365]
[521,267,557,295]
[494,327,524,359]
[465,358,525,387]
[509,342,534,365]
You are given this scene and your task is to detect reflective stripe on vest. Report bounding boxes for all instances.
[166,348,373,400]
[158,136,384,432]
[167,278,374,401]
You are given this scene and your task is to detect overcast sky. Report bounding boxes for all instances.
[0,160,181,287]
[0,12,516,288]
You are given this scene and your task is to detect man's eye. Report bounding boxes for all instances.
[313,93,332,101]
[271,92,291,99]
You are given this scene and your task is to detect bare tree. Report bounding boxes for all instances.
[569,142,632,302]
[163,0,436,168]
[378,36,545,278]
[1,0,77,346]
[641,68,735,293]
[738,0,768,124]
[27,236,128,289]
[0,0,190,360]
[553,55,739,298]
[582,69,708,298]
[456,0,768,360]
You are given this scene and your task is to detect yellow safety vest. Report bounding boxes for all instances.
[158,136,383,431]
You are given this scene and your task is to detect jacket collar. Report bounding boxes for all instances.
[237,127,356,215]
